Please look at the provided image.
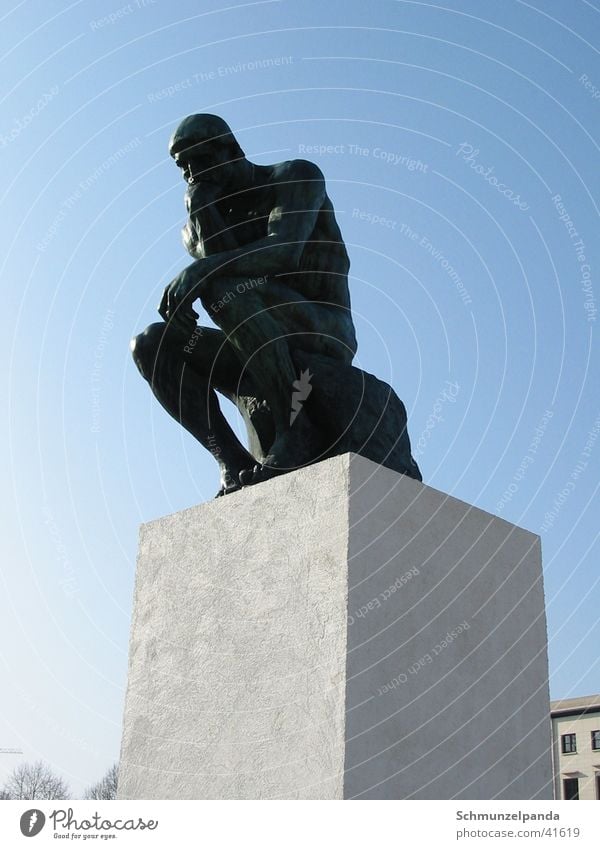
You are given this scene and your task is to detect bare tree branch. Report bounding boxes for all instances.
[84,763,118,800]
[1,761,69,800]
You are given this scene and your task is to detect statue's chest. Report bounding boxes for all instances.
[222,193,272,246]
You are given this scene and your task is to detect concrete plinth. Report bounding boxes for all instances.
[118,453,553,799]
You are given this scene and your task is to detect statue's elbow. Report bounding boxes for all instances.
[266,238,303,272]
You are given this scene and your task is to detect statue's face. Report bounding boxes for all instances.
[172,137,241,193]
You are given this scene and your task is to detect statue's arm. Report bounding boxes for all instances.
[158,160,326,324]
[190,159,326,279]
[180,183,238,258]
[260,158,326,270]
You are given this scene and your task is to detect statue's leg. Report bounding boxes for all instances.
[130,321,258,495]
[199,278,297,435]
[198,277,326,480]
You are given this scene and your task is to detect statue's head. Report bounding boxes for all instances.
[168,114,246,191]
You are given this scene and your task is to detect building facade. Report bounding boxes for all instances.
[551,695,600,800]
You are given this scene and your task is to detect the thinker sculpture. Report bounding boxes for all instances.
[131,114,421,495]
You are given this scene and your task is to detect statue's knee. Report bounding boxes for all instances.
[130,322,167,381]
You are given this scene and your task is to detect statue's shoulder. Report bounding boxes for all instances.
[269,158,325,185]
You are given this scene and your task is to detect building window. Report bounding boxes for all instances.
[563,777,579,800]
[562,733,577,754]
[592,730,600,751]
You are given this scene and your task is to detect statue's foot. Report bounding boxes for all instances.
[214,481,242,497]
[238,463,281,487]
[214,465,245,498]
[238,421,327,487]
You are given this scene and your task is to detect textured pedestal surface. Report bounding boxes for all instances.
[118,454,552,799]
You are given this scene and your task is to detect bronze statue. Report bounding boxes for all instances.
[131,114,420,495]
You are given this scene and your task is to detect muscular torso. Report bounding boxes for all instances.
[183,160,357,360]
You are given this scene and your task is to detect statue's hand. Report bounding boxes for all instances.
[185,180,222,214]
[158,265,202,331]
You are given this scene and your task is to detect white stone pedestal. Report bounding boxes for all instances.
[118,453,553,799]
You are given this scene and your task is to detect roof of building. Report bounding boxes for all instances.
[551,694,600,717]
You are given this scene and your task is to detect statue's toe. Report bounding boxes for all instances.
[238,462,284,487]
[214,480,242,498]
[239,465,260,486]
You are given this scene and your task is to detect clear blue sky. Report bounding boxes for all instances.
[0,0,598,797]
